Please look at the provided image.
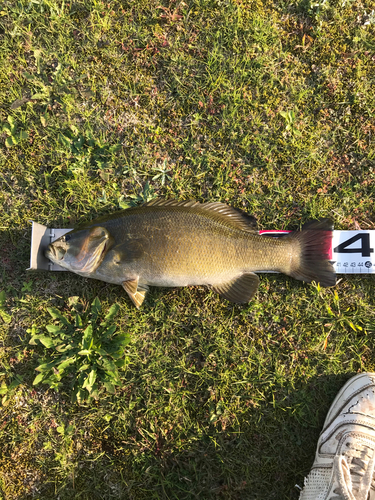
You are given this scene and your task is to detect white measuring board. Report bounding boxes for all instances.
[29,222,375,274]
[260,230,375,274]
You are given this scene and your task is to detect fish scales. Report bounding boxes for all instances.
[86,206,289,285]
[45,199,336,308]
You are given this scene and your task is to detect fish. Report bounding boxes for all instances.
[45,199,336,308]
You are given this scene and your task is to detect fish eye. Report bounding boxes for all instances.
[61,234,71,243]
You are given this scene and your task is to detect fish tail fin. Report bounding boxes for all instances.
[287,219,336,287]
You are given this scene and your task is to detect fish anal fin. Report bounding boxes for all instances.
[211,273,259,304]
[122,279,149,309]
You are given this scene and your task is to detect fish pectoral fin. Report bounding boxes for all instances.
[210,273,259,304]
[122,279,149,309]
[114,239,145,262]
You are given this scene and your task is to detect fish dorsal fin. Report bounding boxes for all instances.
[210,273,259,304]
[145,199,257,232]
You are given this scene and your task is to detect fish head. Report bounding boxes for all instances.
[45,226,114,274]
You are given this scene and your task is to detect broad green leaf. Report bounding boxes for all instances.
[27,325,39,336]
[33,373,45,385]
[57,357,76,373]
[92,347,107,356]
[118,196,132,209]
[55,344,71,353]
[8,376,23,390]
[103,344,121,355]
[110,350,123,359]
[115,357,128,369]
[7,115,16,127]
[66,424,74,434]
[104,371,121,384]
[73,135,85,150]
[38,336,58,348]
[78,349,92,356]
[68,296,80,307]
[5,136,16,147]
[82,325,93,349]
[69,124,79,134]
[40,115,47,127]
[82,369,97,391]
[31,92,47,100]
[104,371,119,382]
[78,364,90,372]
[90,385,100,399]
[35,360,58,372]
[58,133,72,148]
[76,388,86,403]
[90,297,101,321]
[101,325,117,339]
[104,371,120,383]
[103,380,116,393]
[22,71,34,80]
[87,369,97,388]
[45,378,62,389]
[18,130,28,140]
[102,303,120,325]
[0,309,11,324]
[115,333,131,346]
[75,313,83,328]
[29,333,48,344]
[101,358,117,372]
[46,324,64,335]
[47,307,71,326]
[2,123,11,135]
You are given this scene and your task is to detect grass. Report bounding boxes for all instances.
[0,0,375,498]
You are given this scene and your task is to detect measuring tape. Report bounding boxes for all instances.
[260,230,375,274]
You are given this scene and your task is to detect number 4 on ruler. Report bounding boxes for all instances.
[334,234,374,257]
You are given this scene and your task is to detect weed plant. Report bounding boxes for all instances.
[28,297,129,403]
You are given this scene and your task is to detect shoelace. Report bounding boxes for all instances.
[330,443,375,500]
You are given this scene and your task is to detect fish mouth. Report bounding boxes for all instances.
[45,244,66,262]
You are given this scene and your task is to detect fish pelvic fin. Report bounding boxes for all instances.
[286,219,336,287]
[210,273,259,304]
[122,279,149,309]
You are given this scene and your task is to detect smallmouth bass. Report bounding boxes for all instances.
[45,199,336,308]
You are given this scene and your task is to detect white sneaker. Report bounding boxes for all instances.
[299,372,375,500]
